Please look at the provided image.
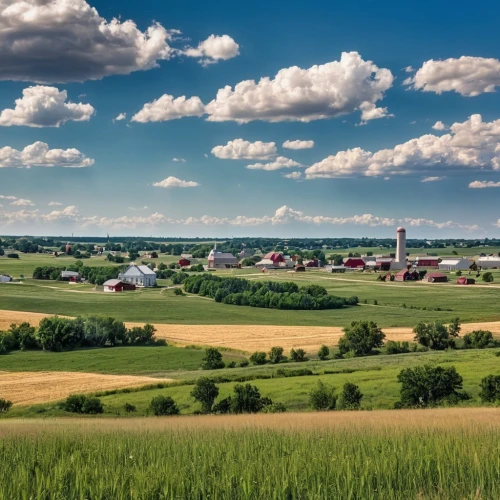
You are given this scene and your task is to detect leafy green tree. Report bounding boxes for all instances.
[37,317,84,352]
[413,321,458,350]
[249,352,267,365]
[309,381,337,411]
[82,316,127,347]
[0,398,13,413]
[463,330,496,349]
[290,348,306,362]
[190,378,219,413]
[150,396,180,416]
[338,321,385,356]
[62,394,87,413]
[479,375,500,402]
[317,345,330,360]
[125,324,156,345]
[396,365,467,408]
[82,397,104,414]
[337,383,363,410]
[124,403,136,413]
[201,348,225,370]
[269,346,285,364]
[230,384,264,413]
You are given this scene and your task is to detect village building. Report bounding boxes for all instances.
[395,268,419,282]
[238,248,255,259]
[438,259,471,272]
[304,259,319,267]
[415,257,440,268]
[427,273,448,283]
[478,256,500,269]
[118,264,157,287]
[178,258,191,267]
[61,270,80,283]
[103,279,136,292]
[343,258,365,269]
[207,245,239,269]
[294,264,306,272]
[325,265,346,273]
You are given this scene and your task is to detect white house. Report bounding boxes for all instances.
[118,264,157,287]
[478,256,500,269]
[438,259,471,272]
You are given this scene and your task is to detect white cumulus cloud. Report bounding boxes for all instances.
[469,180,500,189]
[0,86,94,127]
[0,141,93,168]
[405,56,500,96]
[48,201,62,206]
[247,156,302,171]
[283,140,314,150]
[305,114,500,179]
[11,198,34,206]
[421,176,445,183]
[153,176,199,188]
[283,172,302,180]
[0,0,176,83]
[183,34,239,66]
[204,52,393,123]
[212,139,277,160]
[113,113,126,122]
[432,121,448,131]
[131,94,205,122]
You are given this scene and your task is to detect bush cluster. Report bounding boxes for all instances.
[183,275,358,310]
[309,381,363,411]
[0,316,158,352]
[62,394,104,414]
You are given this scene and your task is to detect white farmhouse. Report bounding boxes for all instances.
[438,259,471,272]
[478,256,500,269]
[118,264,157,287]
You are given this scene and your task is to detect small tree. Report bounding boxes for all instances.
[201,348,225,370]
[463,330,496,349]
[150,395,180,416]
[338,321,385,357]
[124,403,137,413]
[249,351,267,365]
[396,365,467,408]
[230,384,264,413]
[62,394,86,413]
[337,382,363,410]
[479,375,500,402]
[317,345,330,360]
[413,321,458,350]
[81,397,104,414]
[482,272,494,283]
[269,346,285,364]
[309,381,337,411]
[0,398,13,413]
[290,348,306,362]
[190,377,219,413]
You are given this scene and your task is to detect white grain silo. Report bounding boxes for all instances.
[396,227,406,265]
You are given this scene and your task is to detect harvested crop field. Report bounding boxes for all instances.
[0,371,163,406]
[2,309,500,352]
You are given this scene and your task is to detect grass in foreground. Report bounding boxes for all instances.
[1,409,500,499]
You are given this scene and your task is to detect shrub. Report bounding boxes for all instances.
[227,361,237,368]
[239,359,249,367]
[212,397,233,414]
[337,382,363,410]
[81,397,104,414]
[171,272,189,285]
[269,346,285,364]
[173,288,184,296]
[261,402,286,413]
[0,398,13,413]
[482,272,494,283]
[386,340,411,355]
[290,348,307,362]
[317,345,330,360]
[9,322,38,350]
[201,348,225,370]
[479,375,500,402]
[124,403,136,413]
[250,351,267,365]
[338,321,385,357]
[6,253,19,259]
[463,330,496,349]
[150,396,180,416]
[413,320,460,350]
[396,365,468,408]
[62,394,87,413]
[309,381,337,411]
[190,378,219,413]
[230,384,264,414]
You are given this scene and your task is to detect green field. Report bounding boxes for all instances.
[1,410,500,499]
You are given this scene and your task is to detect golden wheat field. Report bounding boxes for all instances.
[2,309,500,351]
[0,371,164,406]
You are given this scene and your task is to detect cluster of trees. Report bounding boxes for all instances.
[309,381,363,411]
[0,316,158,353]
[184,275,358,311]
[62,394,104,414]
[32,263,125,285]
[248,346,309,365]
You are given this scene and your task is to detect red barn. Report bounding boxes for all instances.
[305,259,319,267]
[416,257,439,268]
[103,279,136,292]
[263,252,286,265]
[178,258,191,267]
[344,258,365,269]
[427,273,448,283]
[395,269,419,282]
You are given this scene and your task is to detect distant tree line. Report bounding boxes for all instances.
[183,275,358,311]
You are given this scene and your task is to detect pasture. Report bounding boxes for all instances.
[1,409,500,498]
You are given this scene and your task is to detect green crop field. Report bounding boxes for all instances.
[1,409,500,499]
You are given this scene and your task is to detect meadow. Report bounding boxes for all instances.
[1,409,500,499]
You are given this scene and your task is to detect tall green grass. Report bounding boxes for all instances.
[1,411,500,499]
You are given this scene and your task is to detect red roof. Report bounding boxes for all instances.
[344,258,365,268]
[263,252,285,263]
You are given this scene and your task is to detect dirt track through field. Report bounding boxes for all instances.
[3,309,500,352]
[0,371,164,406]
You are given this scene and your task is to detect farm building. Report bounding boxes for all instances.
[61,271,80,282]
[395,269,419,282]
[457,277,475,285]
[325,265,346,273]
[478,256,500,269]
[0,274,12,283]
[294,264,306,272]
[238,248,255,259]
[438,259,471,272]
[263,252,286,265]
[103,279,136,292]
[118,264,157,287]
[427,273,448,283]
[376,257,394,271]
[304,259,319,267]
[178,258,191,267]
[415,257,439,268]
[344,258,365,269]
[208,247,239,269]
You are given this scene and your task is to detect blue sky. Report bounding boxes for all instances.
[0,0,500,237]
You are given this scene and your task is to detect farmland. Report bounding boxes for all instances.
[2,409,500,498]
